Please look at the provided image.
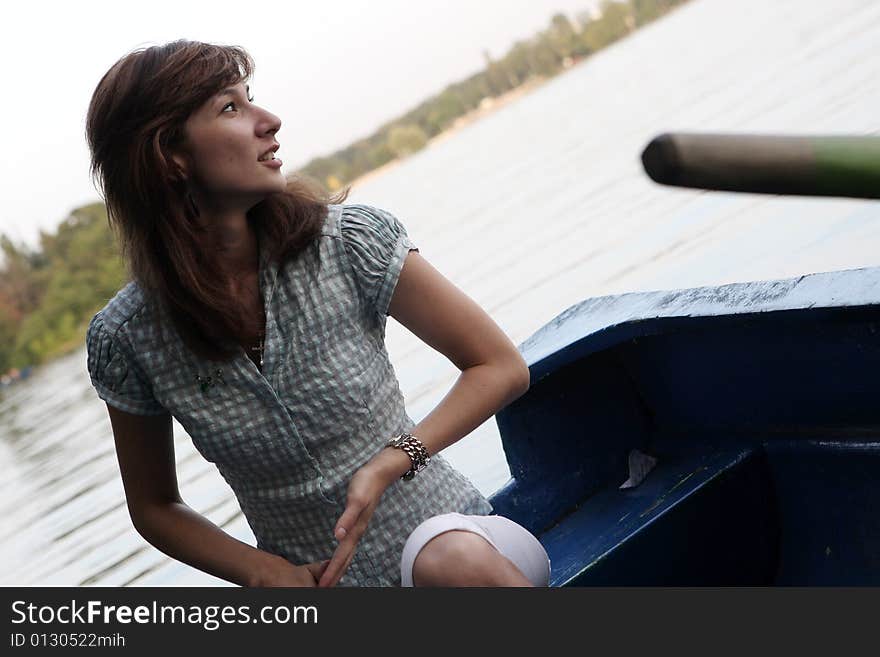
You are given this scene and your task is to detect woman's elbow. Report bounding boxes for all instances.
[129,499,179,539]
[505,352,531,397]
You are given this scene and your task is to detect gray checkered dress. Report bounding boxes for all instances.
[85,203,494,587]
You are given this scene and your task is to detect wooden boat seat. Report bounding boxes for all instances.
[538,442,778,586]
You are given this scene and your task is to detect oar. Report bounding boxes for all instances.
[641,133,880,199]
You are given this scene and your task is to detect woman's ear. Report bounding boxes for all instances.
[170,151,190,182]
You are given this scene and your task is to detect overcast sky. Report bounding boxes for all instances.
[0,0,600,249]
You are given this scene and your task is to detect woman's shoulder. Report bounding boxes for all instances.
[88,280,153,341]
[85,280,167,416]
[332,202,400,229]
[325,202,418,319]
[323,202,402,234]
[329,202,416,254]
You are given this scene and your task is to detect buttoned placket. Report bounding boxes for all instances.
[247,240,279,385]
[245,234,340,508]
[250,224,389,581]
[242,217,390,583]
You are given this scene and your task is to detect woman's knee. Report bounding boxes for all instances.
[412,529,516,587]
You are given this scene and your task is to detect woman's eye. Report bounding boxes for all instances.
[222,97,255,112]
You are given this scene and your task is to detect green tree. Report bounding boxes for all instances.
[483,50,515,96]
[528,34,563,77]
[546,13,579,59]
[503,41,534,84]
[632,0,662,24]
[426,90,467,133]
[387,124,428,158]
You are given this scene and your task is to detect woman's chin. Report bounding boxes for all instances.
[269,177,289,194]
[256,184,287,202]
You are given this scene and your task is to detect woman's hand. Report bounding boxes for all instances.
[252,555,331,587]
[318,457,400,587]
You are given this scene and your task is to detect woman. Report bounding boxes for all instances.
[84,39,551,587]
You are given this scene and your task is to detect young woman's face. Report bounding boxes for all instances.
[173,81,286,210]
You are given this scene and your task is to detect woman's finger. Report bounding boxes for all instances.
[319,510,365,586]
[319,468,387,586]
[321,524,366,587]
[319,505,379,587]
[333,551,357,587]
[319,536,358,587]
[333,496,366,541]
[319,541,350,586]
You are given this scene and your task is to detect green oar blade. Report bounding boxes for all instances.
[641,133,880,199]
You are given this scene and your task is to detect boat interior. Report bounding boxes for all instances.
[490,304,880,585]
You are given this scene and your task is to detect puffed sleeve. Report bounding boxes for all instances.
[85,311,166,415]
[339,204,419,318]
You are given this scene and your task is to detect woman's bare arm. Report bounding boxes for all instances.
[374,249,531,480]
[106,404,299,586]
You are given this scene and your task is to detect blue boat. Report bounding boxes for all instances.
[488,134,880,586]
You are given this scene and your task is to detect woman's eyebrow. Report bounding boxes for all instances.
[215,84,251,101]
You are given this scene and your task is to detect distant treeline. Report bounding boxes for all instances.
[0,0,689,375]
[300,0,690,189]
[0,203,125,373]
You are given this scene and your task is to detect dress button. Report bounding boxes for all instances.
[319,479,337,503]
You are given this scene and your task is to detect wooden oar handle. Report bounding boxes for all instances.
[641,132,880,199]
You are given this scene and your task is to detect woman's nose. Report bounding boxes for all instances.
[260,109,281,136]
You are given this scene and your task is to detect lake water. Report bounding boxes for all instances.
[3,0,879,585]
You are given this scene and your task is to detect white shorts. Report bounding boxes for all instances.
[400,512,551,587]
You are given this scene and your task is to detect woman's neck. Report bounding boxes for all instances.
[202,212,260,279]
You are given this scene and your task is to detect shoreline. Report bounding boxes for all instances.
[347,75,550,190]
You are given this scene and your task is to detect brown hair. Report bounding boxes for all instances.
[85,39,349,360]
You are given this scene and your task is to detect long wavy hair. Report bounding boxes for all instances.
[85,39,349,361]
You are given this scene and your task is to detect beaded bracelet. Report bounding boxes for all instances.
[385,432,431,481]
